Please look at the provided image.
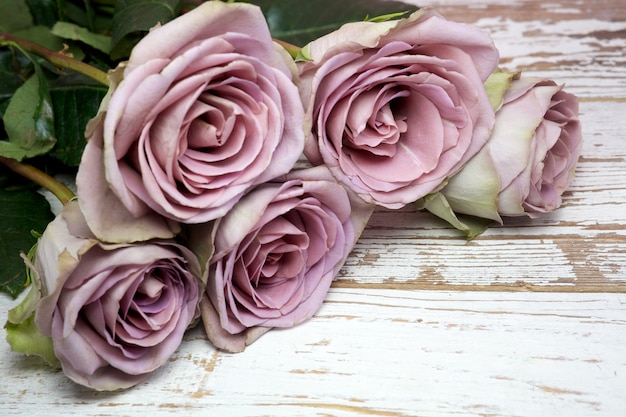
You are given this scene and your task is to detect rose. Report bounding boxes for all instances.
[419,75,582,232]
[492,78,582,216]
[297,7,499,208]
[199,166,373,352]
[36,202,203,390]
[77,1,304,243]
[8,201,203,391]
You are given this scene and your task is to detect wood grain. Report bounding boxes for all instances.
[1,0,625,416]
[2,290,625,416]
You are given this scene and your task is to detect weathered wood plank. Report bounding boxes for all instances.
[1,290,625,417]
[406,0,626,98]
[338,234,626,290]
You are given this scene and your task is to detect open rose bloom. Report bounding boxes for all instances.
[199,166,373,352]
[7,201,203,391]
[419,75,582,233]
[77,1,304,243]
[298,7,499,208]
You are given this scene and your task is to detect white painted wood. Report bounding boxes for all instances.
[1,290,625,416]
[1,0,625,415]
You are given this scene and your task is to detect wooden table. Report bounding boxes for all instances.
[1,0,625,415]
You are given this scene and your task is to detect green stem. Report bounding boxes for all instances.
[0,32,109,86]
[0,156,75,206]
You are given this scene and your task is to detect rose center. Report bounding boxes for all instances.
[256,216,309,282]
[343,87,409,157]
[231,215,310,310]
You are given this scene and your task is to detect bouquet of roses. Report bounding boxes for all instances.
[0,0,582,391]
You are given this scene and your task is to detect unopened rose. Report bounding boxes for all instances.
[10,201,203,391]
[493,78,582,216]
[421,76,582,230]
[199,166,373,352]
[297,7,499,208]
[77,1,304,242]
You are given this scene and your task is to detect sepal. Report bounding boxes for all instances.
[483,69,519,111]
[5,251,58,367]
[416,192,494,240]
[439,146,502,223]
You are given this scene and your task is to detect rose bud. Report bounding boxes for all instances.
[419,75,582,236]
[77,1,304,242]
[6,201,203,390]
[297,7,499,208]
[199,166,373,352]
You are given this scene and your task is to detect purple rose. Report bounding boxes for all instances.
[199,166,373,352]
[297,7,499,208]
[77,1,304,243]
[420,76,583,230]
[494,78,582,215]
[29,201,203,390]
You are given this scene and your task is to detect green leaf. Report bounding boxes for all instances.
[1,0,62,55]
[0,73,56,161]
[242,0,419,46]
[110,0,181,60]
[12,25,67,52]
[0,69,25,118]
[61,0,114,34]
[49,75,108,166]
[10,25,87,63]
[69,0,97,31]
[0,0,33,33]
[51,21,112,53]
[26,0,60,27]
[0,187,54,297]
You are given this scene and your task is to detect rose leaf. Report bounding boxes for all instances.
[51,21,112,53]
[0,73,56,162]
[49,75,108,166]
[0,68,24,117]
[110,0,181,60]
[248,0,419,46]
[0,187,54,297]
[0,0,33,33]
[25,0,59,28]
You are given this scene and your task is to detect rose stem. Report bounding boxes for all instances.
[0,156,75,206]
[0,32,109,86]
